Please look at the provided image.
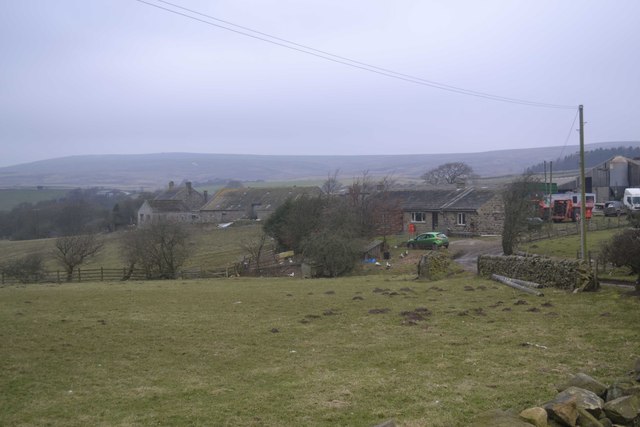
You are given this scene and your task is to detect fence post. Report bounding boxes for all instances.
[78,268,81,282]
[1,272,3,285]
[57,270,60,283]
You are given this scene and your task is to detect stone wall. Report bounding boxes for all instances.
[477,254,586,290]
[417,251,451,280]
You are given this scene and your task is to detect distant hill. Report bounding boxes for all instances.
[528,145,640,173]
[0,141,638,189]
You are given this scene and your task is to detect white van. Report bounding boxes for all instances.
[623,188,640,211]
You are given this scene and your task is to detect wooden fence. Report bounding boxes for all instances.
[523,216,628,243]
[1,265,235,285]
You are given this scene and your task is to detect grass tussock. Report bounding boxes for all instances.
[1,275,639,426]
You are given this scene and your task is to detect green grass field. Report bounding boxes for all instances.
[0,188,69,211]
[1,275,638,426]
[521,227,622,259]
[0,224,264,272]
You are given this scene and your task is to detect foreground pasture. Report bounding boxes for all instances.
[1,275,638,426]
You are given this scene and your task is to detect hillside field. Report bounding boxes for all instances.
[2,275,639,426]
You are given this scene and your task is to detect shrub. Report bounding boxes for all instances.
[1,254,46,284]
[301,231,362,278]
[600,228,640,287]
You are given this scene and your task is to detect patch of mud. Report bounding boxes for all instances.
[368,308,390,314]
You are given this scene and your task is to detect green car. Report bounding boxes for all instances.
[407,232,449,249]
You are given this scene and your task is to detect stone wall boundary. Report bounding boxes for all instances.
[477,254,584,290]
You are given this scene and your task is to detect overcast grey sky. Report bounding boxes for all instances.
[1,0,638,167]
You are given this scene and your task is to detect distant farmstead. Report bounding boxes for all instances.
[137,181,207,225]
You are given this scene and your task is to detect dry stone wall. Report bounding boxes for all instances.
[477,254,586,290]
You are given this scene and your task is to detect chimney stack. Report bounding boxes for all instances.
[169,181,175,190]
[186,181,192,193]
[203,190,208,202]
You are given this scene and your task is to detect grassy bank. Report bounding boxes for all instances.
[2,275,638,426]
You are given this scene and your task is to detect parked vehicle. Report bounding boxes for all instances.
[604,201,625,217]
[551,192,595,222]
[539,192,595,222]
[623,188,640,212]
[592,203,605,216]
[552,199,575,222]
[407,232,449,249]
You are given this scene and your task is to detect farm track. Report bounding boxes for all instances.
[449,238,502,273]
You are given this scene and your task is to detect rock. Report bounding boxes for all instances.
[606,379,640,401]
[544,394,578,426]
[557,373,608,397]
[576,408,604,427]
[519,407,548,427]
[603,394,640,425]
[470,409,533,427]
[552,386,604,418]
[597,417,613,427]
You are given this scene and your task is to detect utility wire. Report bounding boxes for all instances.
[557,107,580,159]
[135,0,577,110]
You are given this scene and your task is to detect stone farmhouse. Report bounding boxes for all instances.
[199,186,323,223]
[374,188,504,236]
[137,181,208,226]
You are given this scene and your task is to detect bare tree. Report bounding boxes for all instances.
[502,173,538,255]
[54,234,104,281]
[240,233,271,271]
[120,221,191,279]
[321,169,343,195]
[421,162,473,185]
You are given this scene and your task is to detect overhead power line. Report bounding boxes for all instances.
[134,0,577,110]
[557,108,581,159]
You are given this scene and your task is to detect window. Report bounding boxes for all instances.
[457,213,466,225]
[411,212,426,222]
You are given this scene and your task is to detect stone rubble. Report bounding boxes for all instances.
[470,359,640,427]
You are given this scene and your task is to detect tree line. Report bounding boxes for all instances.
[527,146,640,173]
[0,188,154,240]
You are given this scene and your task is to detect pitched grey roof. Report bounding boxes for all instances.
[200,186,323,212]
[383,188,497,212]
[145,200,190,213]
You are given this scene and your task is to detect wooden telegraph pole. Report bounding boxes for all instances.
[579,105,587,260]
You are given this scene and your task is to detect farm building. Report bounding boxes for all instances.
[137,181,208,225]
[371,188,504,236]
[199,186,323,223]
[559,155,640,201]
